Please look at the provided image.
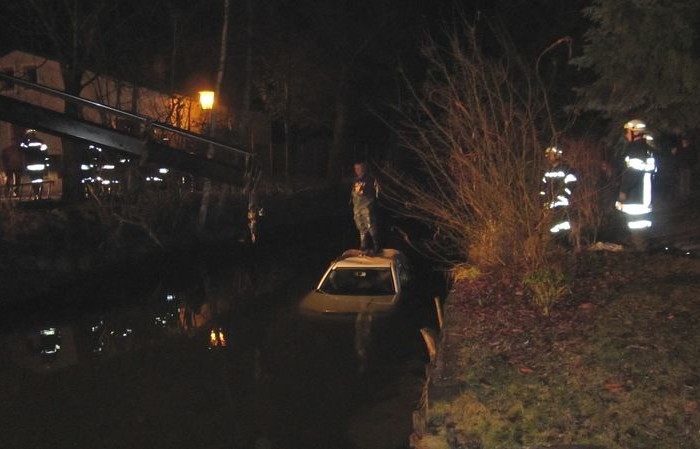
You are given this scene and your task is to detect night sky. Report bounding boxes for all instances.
[0,0,591,164]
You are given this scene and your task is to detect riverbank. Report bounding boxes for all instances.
[411,246,700,449]
[0,183,350,308]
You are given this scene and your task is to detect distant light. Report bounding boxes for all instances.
[199,90,215,110]
[158,168,169,174]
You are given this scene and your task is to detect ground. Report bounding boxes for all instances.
[412,194,700,449]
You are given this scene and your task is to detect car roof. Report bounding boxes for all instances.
[332,249,403,269]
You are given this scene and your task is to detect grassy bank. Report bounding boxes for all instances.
[416,250,700,449]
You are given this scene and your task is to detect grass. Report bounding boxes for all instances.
[418,250,700,449]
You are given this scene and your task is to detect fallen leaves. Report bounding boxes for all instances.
[603,383,626,393]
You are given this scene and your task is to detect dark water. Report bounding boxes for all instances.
[0,220,445,449]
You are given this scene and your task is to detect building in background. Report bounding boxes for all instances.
[0,50,270,197]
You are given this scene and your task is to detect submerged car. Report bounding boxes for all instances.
[298,249,411,318]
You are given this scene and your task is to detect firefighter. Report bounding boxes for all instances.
[540,146,578,235]
[19,129,49,199]
[615,119,656,231]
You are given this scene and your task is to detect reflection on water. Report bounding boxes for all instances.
[0,233,443,449]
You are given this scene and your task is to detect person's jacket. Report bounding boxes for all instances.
[351,173,379,210]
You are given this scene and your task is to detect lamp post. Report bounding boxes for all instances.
[196,90,216,234]
[198,90,215,135]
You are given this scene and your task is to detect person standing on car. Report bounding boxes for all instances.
[351,161,381,255]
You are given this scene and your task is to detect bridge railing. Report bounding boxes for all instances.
[0,71,255,173]
[0,180,56,201]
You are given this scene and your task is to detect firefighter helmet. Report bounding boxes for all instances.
[623,119,646,132]
[545,146,562,157]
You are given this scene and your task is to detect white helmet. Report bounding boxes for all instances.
[545,146,562,157]
[623,119,646,132]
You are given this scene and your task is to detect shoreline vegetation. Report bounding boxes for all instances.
[0,183,349,307]
[413,248,700,449]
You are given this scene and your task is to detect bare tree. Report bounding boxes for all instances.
[197,0,230,234]
[382,25,560,275]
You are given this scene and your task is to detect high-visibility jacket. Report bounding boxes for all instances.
[540,161,577,233]
[616,139,655,229]
[19,134,49,180]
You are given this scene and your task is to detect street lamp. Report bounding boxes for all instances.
[199,90,215,111]
[199,90,215,135]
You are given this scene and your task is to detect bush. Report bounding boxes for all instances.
[381,23,569,280]
[522,266,571,315]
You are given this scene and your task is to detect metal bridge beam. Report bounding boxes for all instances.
[0,94,253,186]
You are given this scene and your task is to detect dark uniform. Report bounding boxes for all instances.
[351,166,380,254]
[540,147,578,235]
[19,130,49,199]
[616,135,655,230]
[541,160,577,234]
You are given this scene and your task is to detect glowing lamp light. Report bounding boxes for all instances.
[199,90,215,110]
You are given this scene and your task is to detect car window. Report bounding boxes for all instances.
[320,268,395,295]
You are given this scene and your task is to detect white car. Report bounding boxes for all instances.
[298,249,411,318]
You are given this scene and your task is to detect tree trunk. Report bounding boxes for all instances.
[284,75,290,183]
[327,64,348,182]
[241,0,253,129]
[197,0,230,234]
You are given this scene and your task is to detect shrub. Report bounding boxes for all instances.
[522,267,571,315]
[381,23,567,280]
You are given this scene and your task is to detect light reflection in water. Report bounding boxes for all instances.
[0,240,442,449]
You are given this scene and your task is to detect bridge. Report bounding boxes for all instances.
[0,72,258,190]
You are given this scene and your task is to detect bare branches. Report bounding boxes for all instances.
[382,24,558,273]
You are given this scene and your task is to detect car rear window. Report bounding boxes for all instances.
[320,268,395,295]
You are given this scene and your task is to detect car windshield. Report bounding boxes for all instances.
[319,268,395,295]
